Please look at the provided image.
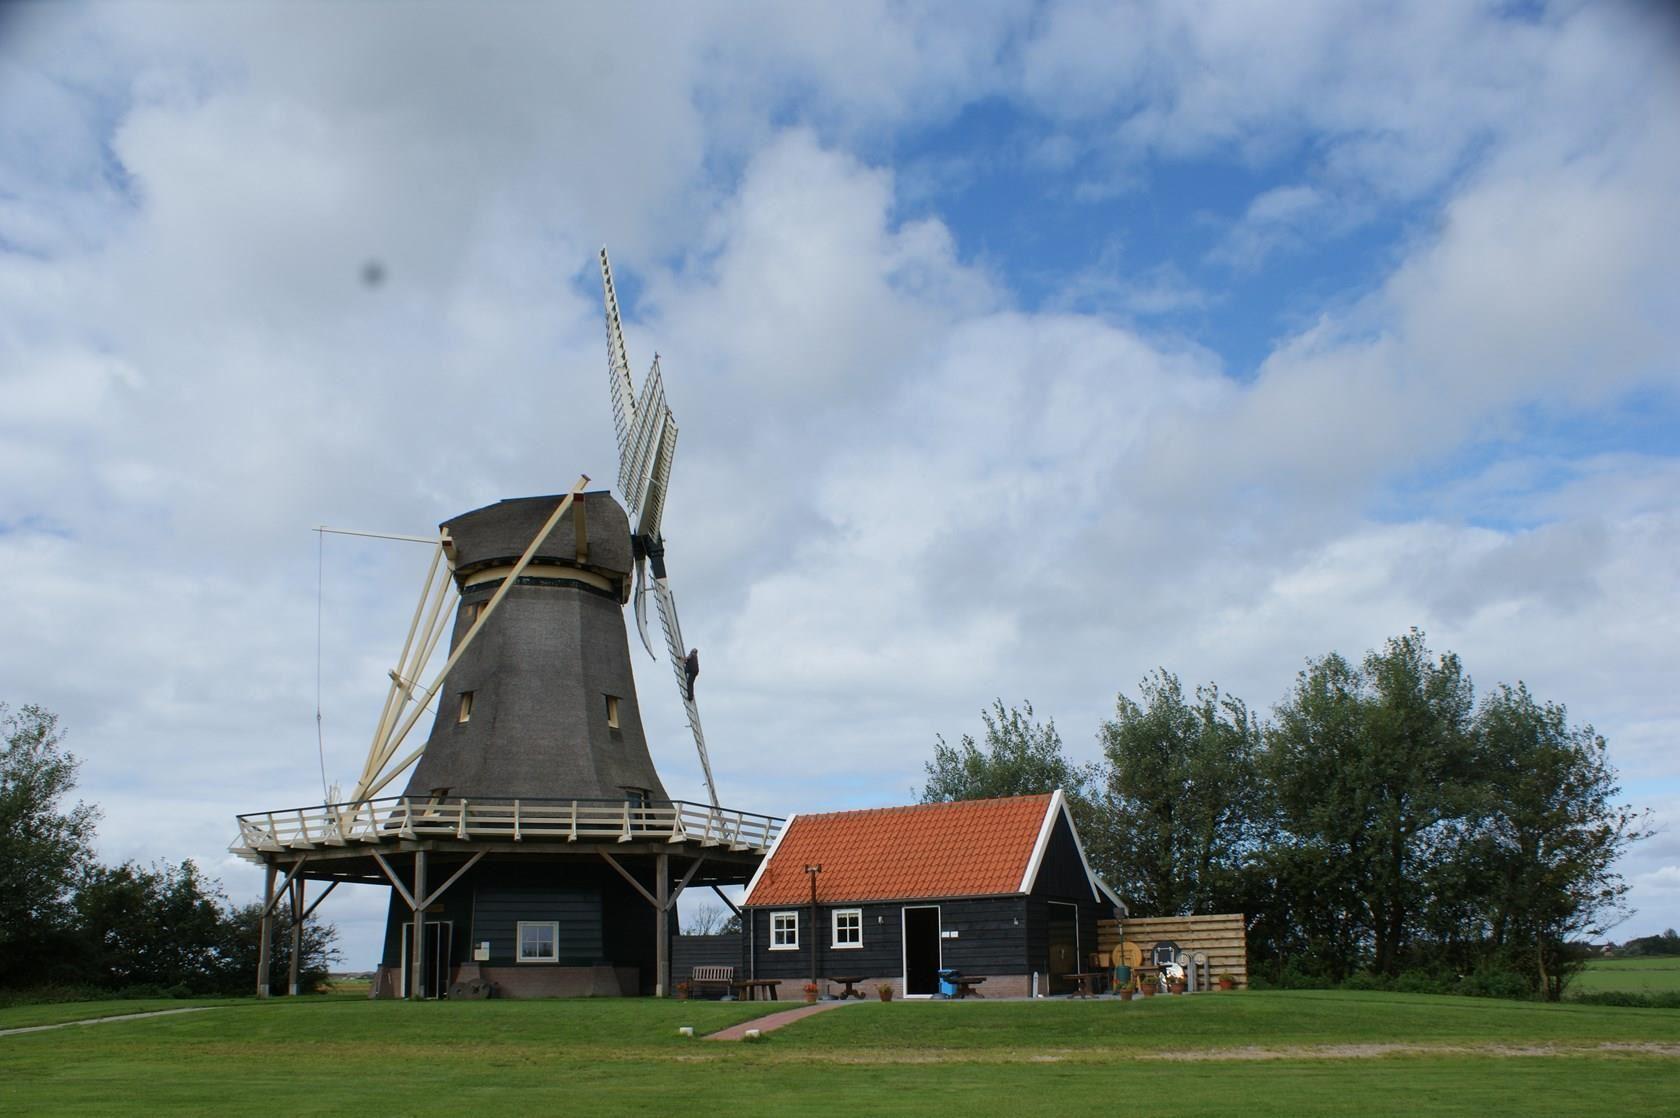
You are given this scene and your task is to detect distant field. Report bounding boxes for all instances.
[1576,958,1680,994]
[2,992,1677,1115]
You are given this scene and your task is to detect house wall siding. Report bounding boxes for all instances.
[746,896,1029,984]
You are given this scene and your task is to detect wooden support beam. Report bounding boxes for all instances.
[288,877,304,996]
[372,852,416,910]
[599,852,658,908]
[418,851,484,909]
[655,853,669,998]
[260,859,307,918]
[301,880,339,921]
[666,855,706,910]
[257,864,276,999]
[410,849,427,1001]
[710,884,741,916]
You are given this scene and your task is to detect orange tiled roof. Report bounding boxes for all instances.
[743,794,1055,907]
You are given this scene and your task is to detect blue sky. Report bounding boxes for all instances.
[2,1,1678,967]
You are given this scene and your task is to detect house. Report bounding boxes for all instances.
[739,791,1124,998]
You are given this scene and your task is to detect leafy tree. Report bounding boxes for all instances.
[1264,631,1477,977]
[923,700,1095,805]
[0,704,100,987]
[1467,683,1649,999]
[220,901,341,996]
[75,859,233,993]
[1619,930,1680,957]
[1096,671,1262,916]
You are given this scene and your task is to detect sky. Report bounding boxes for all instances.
[2,1,1678,970]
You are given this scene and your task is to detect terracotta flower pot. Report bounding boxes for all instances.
[1217,977,1235,991]
[1138,984,1156,998]
[803,987,819,1004]
[1118,988,1134,1002]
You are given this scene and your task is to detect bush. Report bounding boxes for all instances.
[1568,990,1680,1009]
[1340,971,1390,991]
[1457,968,1533,1000]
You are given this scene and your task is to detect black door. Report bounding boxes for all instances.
[1047,903,1077,994]
[402,921,453,999]
[903,906,941,996]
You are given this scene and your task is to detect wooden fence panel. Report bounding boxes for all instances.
[1097,913,1247,987]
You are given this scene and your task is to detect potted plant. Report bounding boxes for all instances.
[1168,977,1187,995]
[803,982,819,1004]
[1216,974,1236,991]
[674,980,691,1001]
[1117,984,1134,1002]
[877,983,894,1003]
[1138,979,1156,998]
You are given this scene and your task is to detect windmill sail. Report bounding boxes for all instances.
[599,246,719,807]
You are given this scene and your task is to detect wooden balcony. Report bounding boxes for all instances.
[231,795,783,861]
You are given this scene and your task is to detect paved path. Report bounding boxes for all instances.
[706,998,856,1040]
[0,1006,221,1037]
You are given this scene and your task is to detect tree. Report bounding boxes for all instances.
[1096,672,1262,916]
[1467,683,1649,999]
[0,704,100,987]
[923,700,1096,804]
[219,901,341,996]
[1263,631,1477,977]
[681,902,741,936]
[75,859,236,993]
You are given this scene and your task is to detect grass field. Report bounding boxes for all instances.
[1576,957,1680,994]
[2,992,1677,1115]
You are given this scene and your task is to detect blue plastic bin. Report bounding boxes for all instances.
[937,968,961,998]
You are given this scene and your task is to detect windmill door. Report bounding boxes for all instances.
[1047,903,1078,995]
[400,921,453,999]
[902,906,942,997]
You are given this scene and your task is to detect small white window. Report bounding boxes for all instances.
[770,911,799,950]
[457,691,475,723]
[832,909,862,949]
[517,921,558,962]
[605,694,620,729]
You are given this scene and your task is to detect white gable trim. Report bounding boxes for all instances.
[741,813,797,907]
[1017,790,1064,895]
[1018,789,1128,914]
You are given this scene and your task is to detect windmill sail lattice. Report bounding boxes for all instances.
[600,247,718,808]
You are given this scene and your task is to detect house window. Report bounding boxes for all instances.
[457,691,474,723]
[516,921,557,962]
[605,694,620,729]
[770,911,799,950]
[832,909,862,949]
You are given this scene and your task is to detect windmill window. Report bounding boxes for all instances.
[605,694,621,729]
[832,909,863,949]
[770,911,799,950]
[516,921,558,962]
[457,691,474,723]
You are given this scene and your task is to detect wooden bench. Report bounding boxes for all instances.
[690,965,735,998]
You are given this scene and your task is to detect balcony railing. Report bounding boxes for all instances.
[231,795,782,860]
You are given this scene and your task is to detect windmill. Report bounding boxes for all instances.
[228,249,781,1001]
[600,246,718,807]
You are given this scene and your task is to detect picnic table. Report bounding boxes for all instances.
[828,976,867,1000]
[731,979,781,1002]
[1066,972,1104,998]
[951,975,987,999]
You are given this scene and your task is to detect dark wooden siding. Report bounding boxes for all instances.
[1029,814,1098,903]
[746,897,1029,980]
[672,934,742,977]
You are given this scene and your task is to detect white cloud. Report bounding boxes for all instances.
[2,0,1678,967]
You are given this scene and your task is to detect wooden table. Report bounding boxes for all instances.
[1066,972,1104,998]
[732,979,781,1002]
[828,976,867,1000]
[952,976,987,999]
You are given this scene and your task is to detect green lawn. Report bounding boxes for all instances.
[0,999,238,1031]
[1,993,1676,1115]
[1576,957,1680,994]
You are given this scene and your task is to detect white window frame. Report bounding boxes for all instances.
[769,910,799,950]
[831,908,863,949]
[516,920,558,963]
